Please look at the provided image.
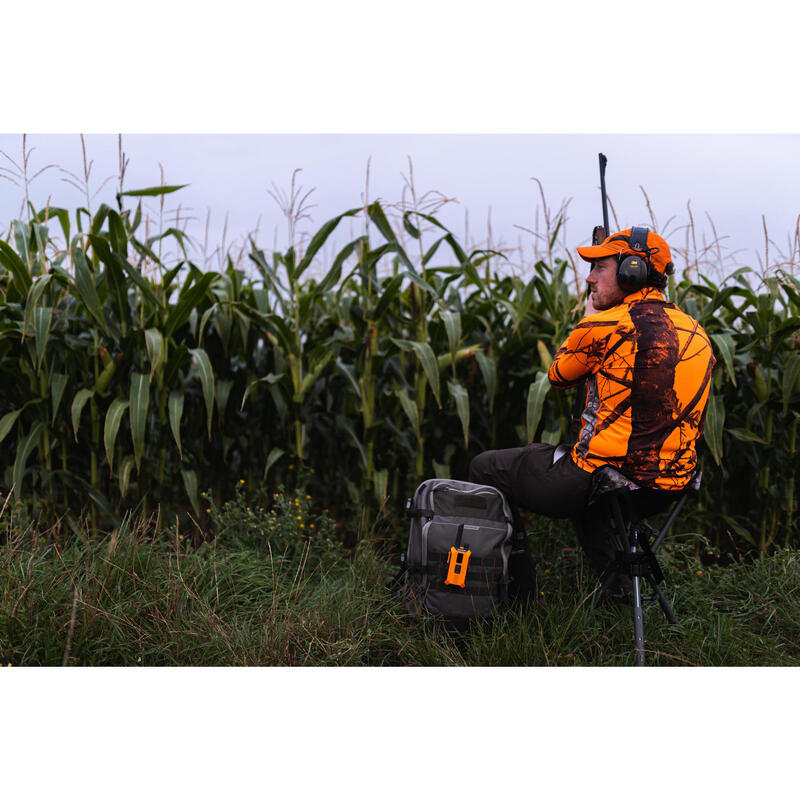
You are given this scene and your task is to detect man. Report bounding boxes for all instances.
[468,226,715,576]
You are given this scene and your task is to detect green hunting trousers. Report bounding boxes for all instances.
[468,443,615,575]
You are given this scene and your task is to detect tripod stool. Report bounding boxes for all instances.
[586,466,702,666]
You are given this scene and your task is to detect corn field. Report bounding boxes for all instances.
[0,185,798,552]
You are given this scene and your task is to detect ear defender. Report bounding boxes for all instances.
[616,226,652,291]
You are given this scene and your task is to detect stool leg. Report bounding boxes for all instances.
[649,579,678,625]
[632,574,646,666]
[630,517,646,666]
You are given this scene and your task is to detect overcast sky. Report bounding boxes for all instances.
[4,3,799,285]
[2,133,798,280]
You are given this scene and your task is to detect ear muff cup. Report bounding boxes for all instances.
[615,226,652,291]
[617,253,650,291]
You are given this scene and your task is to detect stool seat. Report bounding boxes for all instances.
[586,465,701,666]
[588,464,702,504]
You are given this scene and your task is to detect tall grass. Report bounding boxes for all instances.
[3,506,799,666]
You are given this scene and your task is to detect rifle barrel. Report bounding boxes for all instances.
[598,152,609,240]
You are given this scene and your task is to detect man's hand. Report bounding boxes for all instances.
[584,290,597,317]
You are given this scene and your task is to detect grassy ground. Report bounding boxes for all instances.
[1,493,799,667]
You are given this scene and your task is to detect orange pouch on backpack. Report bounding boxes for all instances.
[445,546,471,588]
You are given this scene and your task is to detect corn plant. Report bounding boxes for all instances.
[0,188,797,553]
[681,267,800,550]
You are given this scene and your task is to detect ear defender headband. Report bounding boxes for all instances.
[608,226,656,291]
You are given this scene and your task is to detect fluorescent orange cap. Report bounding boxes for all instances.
[577,228,673,275]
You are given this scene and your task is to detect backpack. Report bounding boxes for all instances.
[400,479,536,620]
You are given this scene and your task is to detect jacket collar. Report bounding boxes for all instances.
[623,287,666,305]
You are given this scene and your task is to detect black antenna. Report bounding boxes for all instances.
[598,153,609,241]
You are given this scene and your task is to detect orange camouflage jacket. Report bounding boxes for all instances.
[548,287,715,491]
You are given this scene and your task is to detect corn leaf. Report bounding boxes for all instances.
[168,391,184,460]
[0,408,24,445]
[119,455,136,498]
[475,350,497,414]
[89,234,164,315]
[121,184,189,197]
[395,388,421,440]
[513,278,538,333]
[189,348,215,437]
[727,427,768,444]
[215,379,234,420]
[241,373,283,409]
[95,238,130,326]
[402,211,421,240]
[709,334,736,386]
[526,372,550,443]
[372,273,405,320]
[401,270,437,297]
[718,514,757,546]
[12,421,44,500]
[783,353,800,415]
[108,210,128,255]
[448,379,470,447]
[298,351,334,401]
[144,328,164,378]
[391,338,441,407]
[50,373,68,423]
[23,275,52,334]
[35,205,70,243]
[164,272,215,338]
[432,460,450,479]
[181,468,200,516]
[12,220,33,269]
[263,447,285,481]
[366,203,414,271]
[33,306,53,369]
[104,398,129,471]
[248,247,289,296]
[71,389,94,440]
[703,393,725,466]
[0,239,33,296]
[71,240,108,334]
[129,373,150,471]
[373,468,388,505]
[402,210,469,265]
[336,414,367,469]
[442,311,461,358]
[294,208,361,281]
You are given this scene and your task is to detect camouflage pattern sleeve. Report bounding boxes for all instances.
[549,314,618,388]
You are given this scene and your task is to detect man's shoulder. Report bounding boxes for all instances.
[661,302,712,339]
[579,304,627,326]
[629,289,710,334]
